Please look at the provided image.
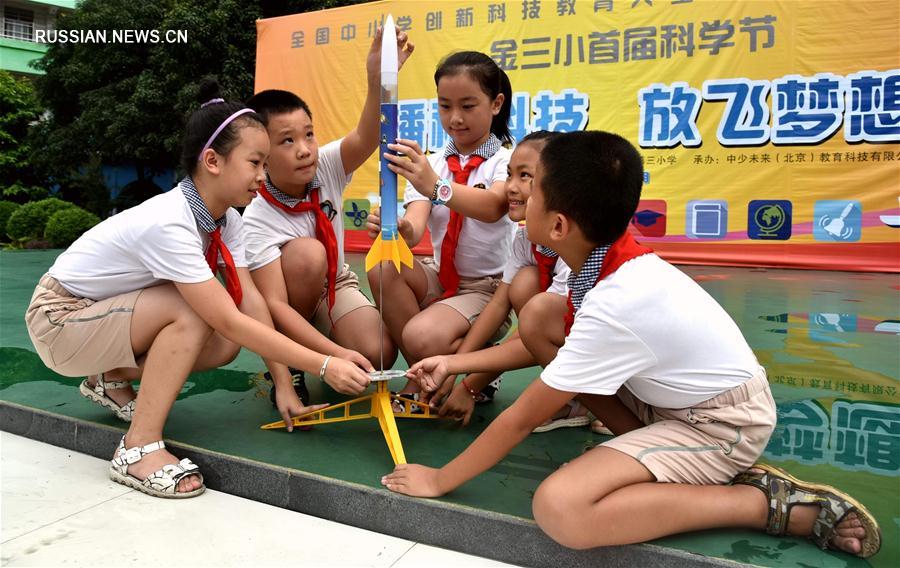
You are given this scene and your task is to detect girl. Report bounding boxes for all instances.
[366,51,516,407]
[24,81,372,499]
[418,131,570,424]
[411,131,613,434]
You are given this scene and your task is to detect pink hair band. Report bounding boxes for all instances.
[197,108,255,161]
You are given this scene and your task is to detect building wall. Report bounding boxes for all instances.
[1,0,73,75]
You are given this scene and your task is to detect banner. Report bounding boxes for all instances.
[256,0,900,272]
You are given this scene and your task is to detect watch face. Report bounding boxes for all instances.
[438,184,453,202]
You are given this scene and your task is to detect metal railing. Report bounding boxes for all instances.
[1,19,36,42]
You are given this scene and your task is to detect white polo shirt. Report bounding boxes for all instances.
[48,182,247,301]
[242,139,351,271]
[502,227,570,296]
[541,254,759,409]
[403,146,515,278]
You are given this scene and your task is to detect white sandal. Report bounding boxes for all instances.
[79,374,136,422]
[109,436,205,499]
[532,400,592,433]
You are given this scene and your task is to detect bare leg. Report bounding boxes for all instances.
[397,303,471,395]
[86,331,240,407]
[577,393,643,435]
[508,266,540,314]
[461,267,543,392]
[116,284,218,493]
[367,259,429,362]
[533,447,867,553]
[331,305,398,369]
[281,238,328,319]
[518,292,568,367]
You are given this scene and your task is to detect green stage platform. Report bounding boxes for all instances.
[1,250,896,568]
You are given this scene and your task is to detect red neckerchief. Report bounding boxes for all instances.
[258,183,338,312]
[438,154,486,299]
[531,243,558,291]
[206,227,242,305]
[564,231,653,336]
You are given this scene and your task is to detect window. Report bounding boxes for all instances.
[3,7,35,41]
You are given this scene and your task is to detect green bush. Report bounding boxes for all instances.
[0,201,20,241]
[3,183,49,203]
[5,197,75,241]
[45,207,100,247]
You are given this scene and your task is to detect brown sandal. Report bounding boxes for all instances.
[731,463,881,558]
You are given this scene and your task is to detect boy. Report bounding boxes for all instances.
[243,29,413,405]
[385,131,880,558]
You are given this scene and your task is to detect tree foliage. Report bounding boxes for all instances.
[0,71,43,190]
[29,0,364,195]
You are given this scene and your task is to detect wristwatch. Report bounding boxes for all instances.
[431,178,453,206]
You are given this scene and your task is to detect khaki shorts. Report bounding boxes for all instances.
[312,265,374,336]
[601,368,776,485]
[25,274,140,377]
[419,257,511,340]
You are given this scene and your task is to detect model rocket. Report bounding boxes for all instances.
[366,14,414,273]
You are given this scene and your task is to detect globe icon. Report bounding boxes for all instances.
[754,204,785,237]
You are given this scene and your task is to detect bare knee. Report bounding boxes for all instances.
[509,267,540,314]
[357,335,396,368]
[402,318,452,360]
[367,260,402,298]
[518,294,551,350]
[281,238,327,284]
[169,302,214,345]
[533,475,595,550]
[211,338,241,368]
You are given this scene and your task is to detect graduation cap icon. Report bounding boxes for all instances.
[630,201,667,237]
[633,209,664,227]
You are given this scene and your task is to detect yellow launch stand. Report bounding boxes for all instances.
[260,371,439,465]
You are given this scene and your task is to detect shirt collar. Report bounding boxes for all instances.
[566,245,611,313]
[536,244,559,258]
[179,177,225,233]
[264,172,322,208]
[443,133,502,161]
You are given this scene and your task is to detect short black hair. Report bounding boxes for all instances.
[181,78,265,176]
[246,89,313,124]
[518,130,558,146]
[539,131,643,246]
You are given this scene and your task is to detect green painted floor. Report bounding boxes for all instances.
[1,250,897,568]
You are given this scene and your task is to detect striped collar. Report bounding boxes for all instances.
[263,172,323,208]
[566,245,611,313]
[442,133,502,161]
[179,177,225,233]
[536,244,559,258]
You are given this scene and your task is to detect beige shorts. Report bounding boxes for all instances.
[25,274,140,377]
[312,265,374,336]
[601,368,776,485]
[419,258,511,340]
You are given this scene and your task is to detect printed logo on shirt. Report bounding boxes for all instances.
[630,199,667,237]
[320,200,338,222]
[748,200,792,240]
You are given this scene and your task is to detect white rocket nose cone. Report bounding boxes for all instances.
[380,14,398,74]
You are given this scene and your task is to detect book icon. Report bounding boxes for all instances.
[686,200,728,239]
